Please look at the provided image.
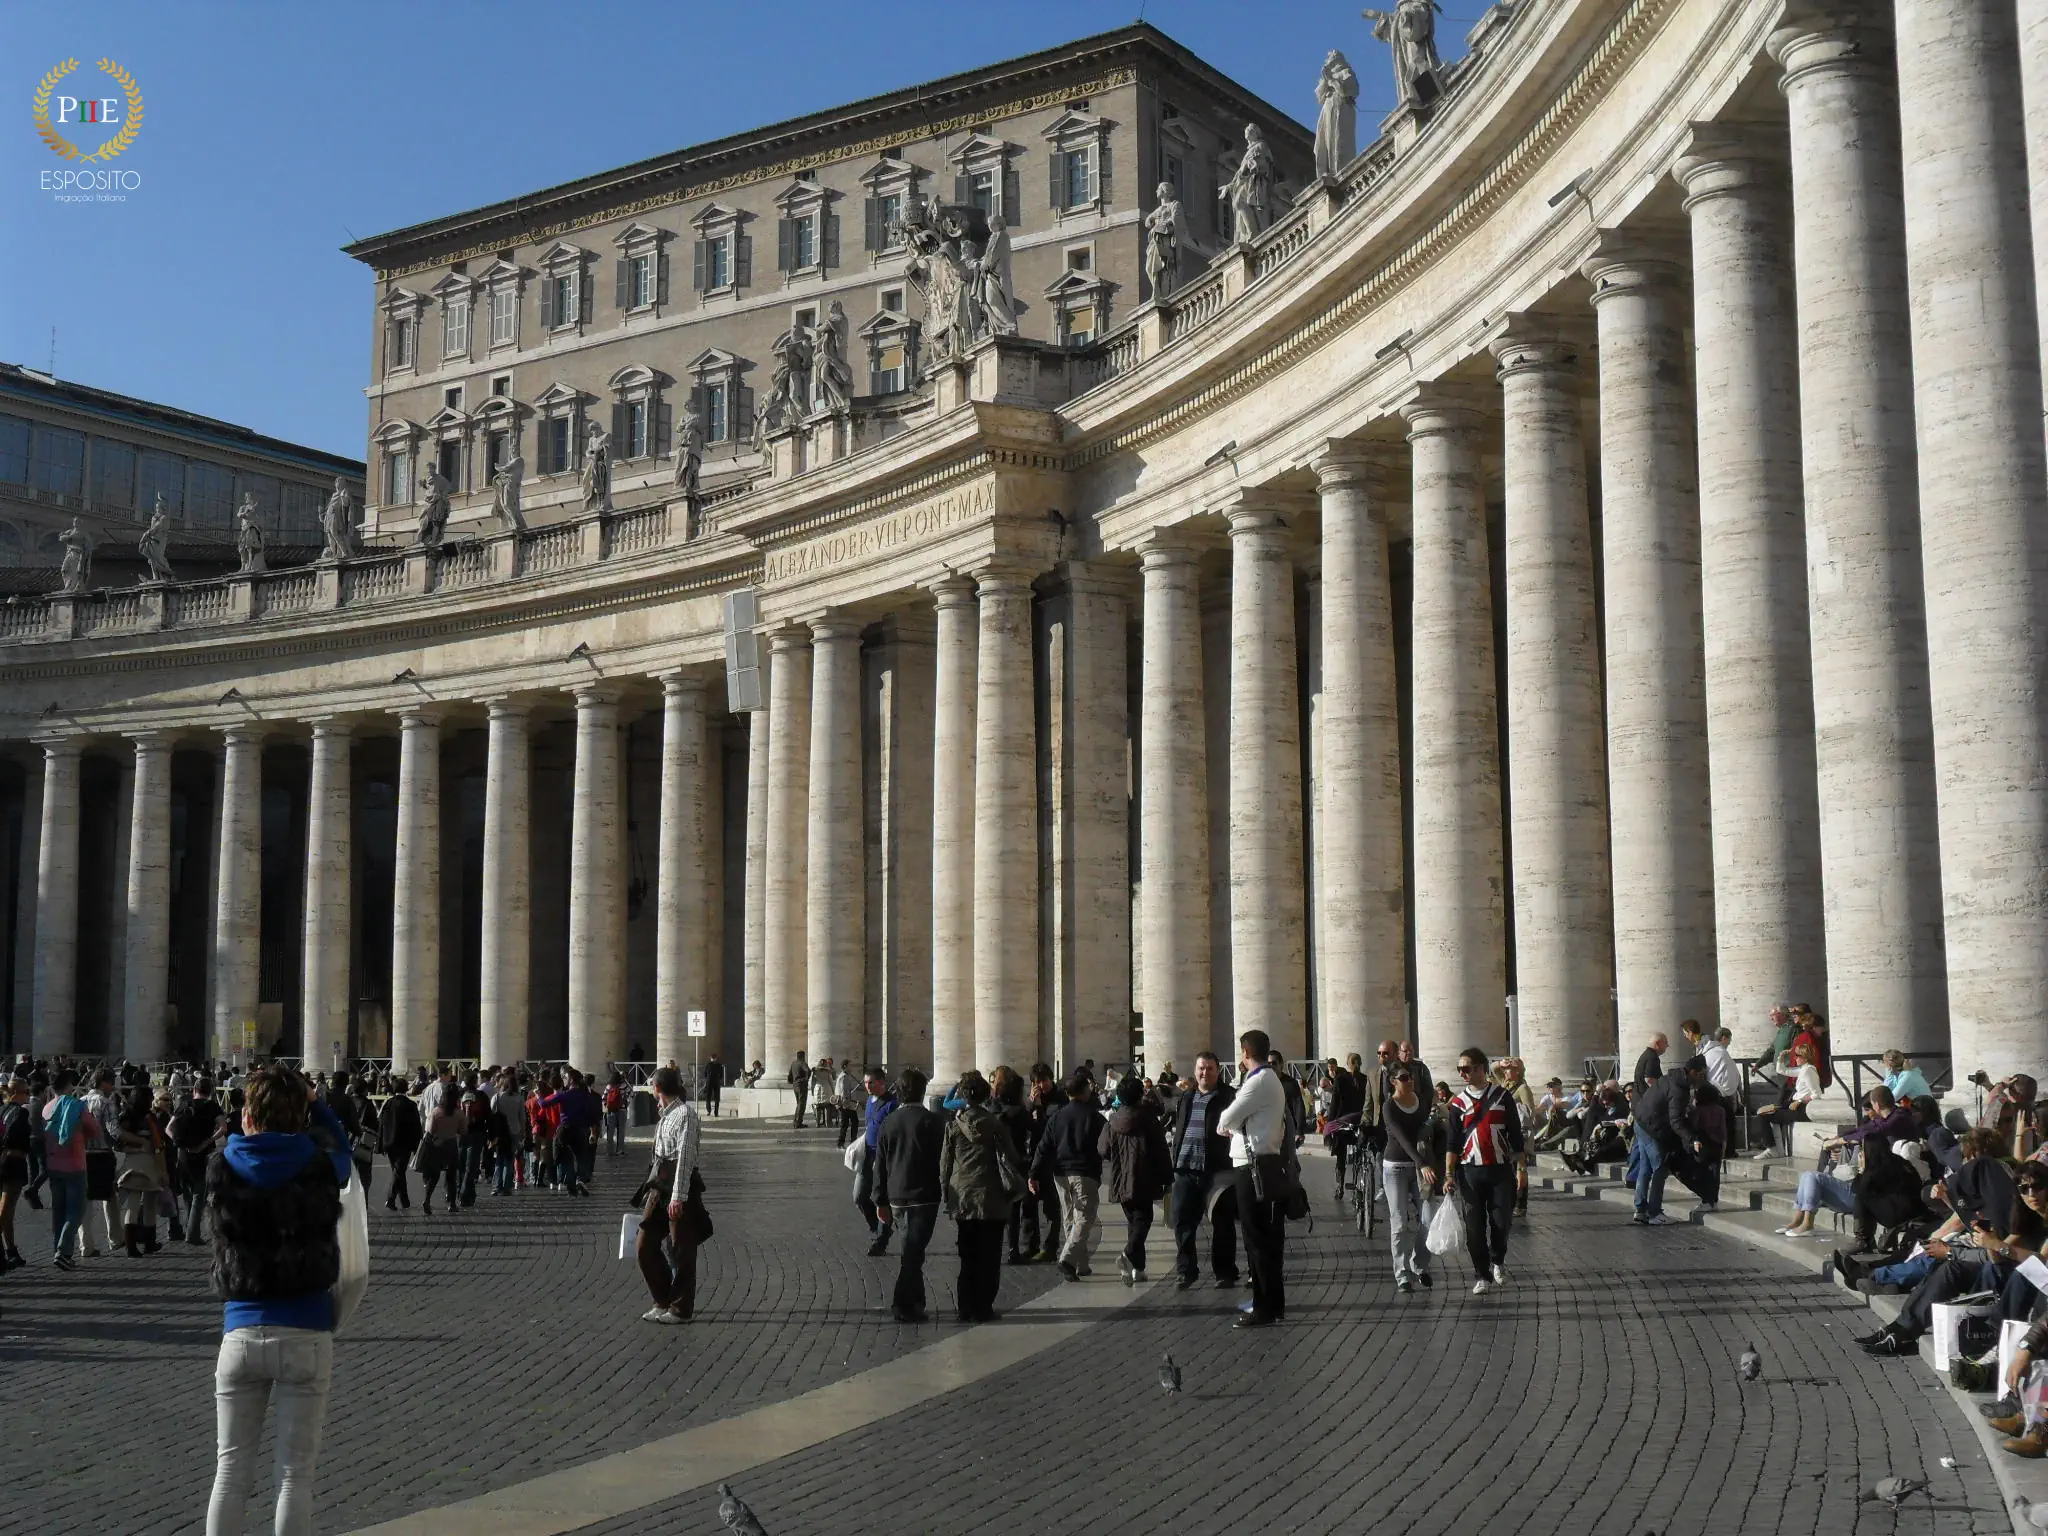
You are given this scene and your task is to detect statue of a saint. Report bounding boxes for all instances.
[671,403,704,497]
[771,320,814,423]
[1315,50,1360,178]
[234,495,267,574]
[581,421,611,514]
[492,451,526,532]
[1364,0,1445,108]
[57,518,92,594]
[905,220,976,362]
[973,211,1018,337]
[138,493,175,584]
[1220,124,1276,245]
[812,301,854,414]
[1144,183,1186,298]
[321,476,359,561]
[416,467,450,548]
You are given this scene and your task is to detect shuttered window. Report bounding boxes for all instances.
[490,287,517,345]
[443,298,470,357]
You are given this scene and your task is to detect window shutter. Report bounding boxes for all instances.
[690,383,707,432]
[777,218,794,274]
[1003,167,1020,226]
[955,174,975,207]
[692,239,708,292]
[1049,150,1065,210]
[612,402,627,457]
[656,251,670,305]
[539,274,555,329]
[615,258,629,311]
[864,196,882,252]
[568,271,581,325]
[734,234,752,288]
[822,213,839,270]
[735,384,754,442]
[1097,139,1111,205]
[655,399,672,459]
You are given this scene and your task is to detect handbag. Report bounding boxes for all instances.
[331,1165,371,1330]
[686,1166,713,1243]
[85,1146,118,1202]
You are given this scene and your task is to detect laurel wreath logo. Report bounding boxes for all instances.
[32,57,144,162]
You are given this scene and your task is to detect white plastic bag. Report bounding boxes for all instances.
[1425,1191,1465,1257]
[331,1168,371,1331]
[842,1137,863,1172]
[618,1210,639,1260]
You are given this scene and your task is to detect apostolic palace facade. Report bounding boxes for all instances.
[2,2,2044,1098]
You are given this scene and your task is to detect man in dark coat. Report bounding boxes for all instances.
[1167,1052,1239,1289]
[873,1067,943,1323]
[376,1088,422,1211]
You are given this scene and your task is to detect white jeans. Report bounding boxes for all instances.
[1383,1161,1434,1284]
[208,1325,334,1536]
[1056,1174,1100,1271]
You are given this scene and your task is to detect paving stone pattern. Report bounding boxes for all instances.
[0,1129,2011,1535]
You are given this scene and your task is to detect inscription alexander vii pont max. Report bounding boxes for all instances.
[762,478,994,584]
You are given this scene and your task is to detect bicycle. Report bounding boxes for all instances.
[1347,1134,1381,1236]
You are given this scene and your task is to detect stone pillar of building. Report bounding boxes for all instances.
[1583,236,1720,1039]
[480,698,532,1069]
[1226,505,1307,1059]
[655,675,711,1069]
[1137,534,1211,1076]
[568,685,626,1075]
[1673,127,1829,1042]
[1894,0,2048,1076]
[874,617,935,1072]
[106,754,132,1045]
[806,615,867,1069]
[391,707,442,1072]
[763,627,812,1079]
[1768,9,1946,1053]
[1399,392,1508,1062]
[11,755,40,1041]
[2024,0,2048,432]
[1057,562,1131,1073]
[299,720,352,1072]
[1491,322,1614,1081]
[212,725,264,1059]
[972,562,1040,1071]
[929,576,979,1090]
[29,739,81,1057]
[121,732,175,1063]
[742,676,770,1075]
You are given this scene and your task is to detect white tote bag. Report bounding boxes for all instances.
[331,1169,371,1331]
[1425,1191,1465,1257]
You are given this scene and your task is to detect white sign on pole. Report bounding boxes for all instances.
[686,1010,707,1039]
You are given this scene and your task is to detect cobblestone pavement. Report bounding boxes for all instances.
[0,1130,2011,1535]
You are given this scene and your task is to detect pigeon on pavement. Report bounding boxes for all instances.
[1738,1344,1760,1382]
[1160,1355,1182,1396]
[1861,1477,1930,1509]
[718,1482,770,1535]
[2014,1495,2048,1531]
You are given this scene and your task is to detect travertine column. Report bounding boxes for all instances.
[568,686,626,1074]
[1227,506,1307,1058]
[212,726,264,1057]
[29,739,80,1057]
[1584,238,1719,1036]
[742,683,769,1073]
[480,698,532,1068]
[1400,394,1508,1061]
[972,563,1039,1071]
[299,721,352,1072]
[930,577,978,1089]
[1674,129,1829,1041]
[121,733,174,1063]
[106,756,131,1038]
[763,627,811,1076]
[11,756,40,1037]
[655,675,710,1068]
[391,707,442,1071]
[1138,535,1211,1074]
[1769,9,1946,1052]
[806,617,866,1068]
[1058,563,1131,1072]
[876,622,935,1072]
[1895,0,2048,1075]
[1492,323,1614,1080]
[2024,0,2048,428]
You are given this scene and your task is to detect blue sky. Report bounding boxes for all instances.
[0,2,1478,461]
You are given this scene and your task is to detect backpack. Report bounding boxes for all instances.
[1,1103,29,1154]
[461,1092,490,1138]
[604,1083,625,1112]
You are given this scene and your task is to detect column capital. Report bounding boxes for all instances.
[1060,558,1135,601]
[31,734,82,759]
[1132,522,1218,570]
[124,728,181,752]
[1580,228,1688,300]
[304,717,354,742]
[483,695,534,723]
[924,570,978,609]
[764,621,814,656]
[396,703,445,729]
[805,610,864,643]
[1489,314,1581,379]
[1767,3,1893,87]
[1672,120,1787,208]
[570,682,626,710]
[971,557,1041,598]
[1398,379,1490,437]
[1308,441,1384,493]
[658,671,711,701]
[1223,504,1288,539]
[217,722,265,749]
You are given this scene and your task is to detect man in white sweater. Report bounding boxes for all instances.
[1216,1029,1289,1328]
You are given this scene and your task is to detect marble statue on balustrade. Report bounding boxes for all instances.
[492,452,526,532]
[234,496,267,574]
[1364,0,1445,107]
[56,518,92,594]
[770,319,815,427]
[1144,183,1186,298]
[671,403,703,499]
[581,421,612,515]
[812,301,854,415]
[138,494,175,584]
[903,204,979,363]
[1220,124,1276,245]
[321,476,361,561]
[415,467,451,549]
[1315,50,1360,179]
[973,211,1018,337]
